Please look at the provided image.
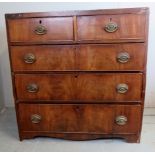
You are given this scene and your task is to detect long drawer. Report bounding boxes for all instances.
[77,14,146,41]
[10,43,145,71]
[15,73,142,101]
[18,103,141,134]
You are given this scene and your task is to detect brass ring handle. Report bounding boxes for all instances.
[31,114,42,124]
[26,83,39,93]
[34,25,47,35]
[115,115,127,125]
[24,53,36,64]
[104,22,118,33]
[117,52,130,63]
[116,84,128,94]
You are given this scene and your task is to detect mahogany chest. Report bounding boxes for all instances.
[5,7,149,142]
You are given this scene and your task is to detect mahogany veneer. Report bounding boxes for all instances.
[5,7,149,142]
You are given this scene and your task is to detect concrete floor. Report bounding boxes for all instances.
[0,108,155,152]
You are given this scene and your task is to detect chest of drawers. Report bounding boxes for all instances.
[5,7,149,143]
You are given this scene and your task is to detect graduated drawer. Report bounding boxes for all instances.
[15,73,142,101]
[77,14,146,42]
[7,17,73,42]
[18,103,141,134]
[10,43,145,71]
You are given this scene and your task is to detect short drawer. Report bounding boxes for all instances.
[10,45,75,71]
[15,73,142,101]
[77,14,146,42]
[7,17,73,42]
[18,103,141,134]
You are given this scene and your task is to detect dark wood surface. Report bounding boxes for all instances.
[5,7,149,142]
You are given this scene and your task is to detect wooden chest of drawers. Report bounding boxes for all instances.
[5,7,149,143]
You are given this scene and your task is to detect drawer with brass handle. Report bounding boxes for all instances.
[10,43,145,71]
[77,14,146,42]
[15,73,142,101]
[18,103,141,134]
[7,17,74,42]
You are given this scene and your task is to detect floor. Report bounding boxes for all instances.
[0,108,155,152]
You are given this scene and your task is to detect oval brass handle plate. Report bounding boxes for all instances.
[26,83,39,93]
[24,53,36,64]
[104,22,118,33]
[31,114,42,124]
[116,83,128,94]
[115,115,127,125]
[34,25,47,35]
[117,52,130,63]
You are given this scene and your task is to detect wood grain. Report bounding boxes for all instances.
[10,45,75,71]
[15,73,142,101]
[18,103,141,134]
[10,43,145,71]
[5,7,149,142]
[8,17,73,42]
[77,43,146,71]
[5,7,148,19]
[77,14,146,41]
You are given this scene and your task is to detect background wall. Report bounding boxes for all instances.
[0,2,155,108]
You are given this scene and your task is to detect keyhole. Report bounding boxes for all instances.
[75,106,80,112]
[109,18,112,22]
[39,20,42,24]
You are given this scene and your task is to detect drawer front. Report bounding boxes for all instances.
[18,103,141,134]
[77,14,146,41]
[15,73,142,101]
[77,44,145,71]
[8,17,73,42]
[10,44,145,72]
[10,45,75,71]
